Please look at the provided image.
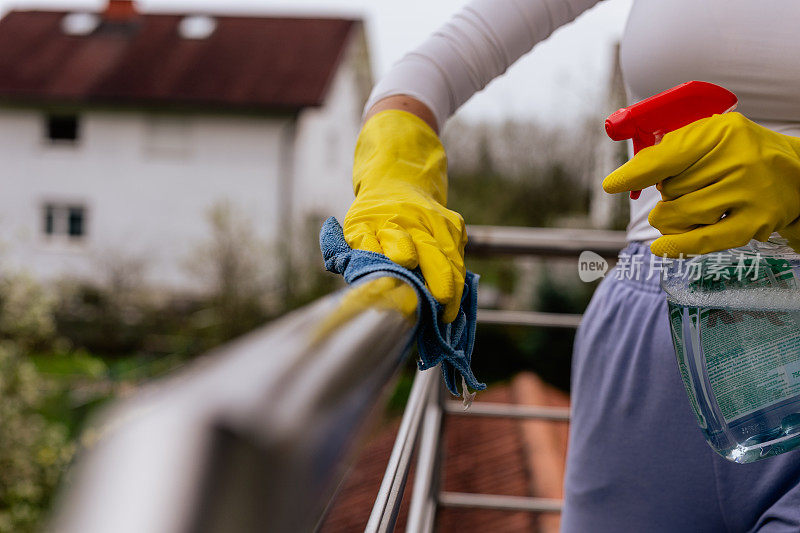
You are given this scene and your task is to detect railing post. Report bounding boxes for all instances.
[365,369,437,533]
[405,374,443,533]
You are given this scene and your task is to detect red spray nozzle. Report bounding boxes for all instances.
[605,81,738,199]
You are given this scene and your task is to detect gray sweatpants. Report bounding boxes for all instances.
[562,243,800,533]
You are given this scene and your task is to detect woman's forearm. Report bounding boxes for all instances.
[364,95,439,134]
[364,0,603,130]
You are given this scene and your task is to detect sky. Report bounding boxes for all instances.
[0,0,633,125]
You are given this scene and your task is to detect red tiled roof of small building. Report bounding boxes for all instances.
[0,8,357,112]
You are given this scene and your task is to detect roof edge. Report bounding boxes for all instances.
[0,97,307,118]
[312,20,362,108]
[4,8,362,25]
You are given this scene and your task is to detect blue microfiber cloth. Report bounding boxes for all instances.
[320,217,485,397]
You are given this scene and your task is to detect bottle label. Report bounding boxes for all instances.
[701,308,800,422]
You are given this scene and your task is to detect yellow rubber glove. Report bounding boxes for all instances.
[603,113,800,257]
[344,110,467,323]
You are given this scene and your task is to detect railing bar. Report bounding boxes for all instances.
[466,245,622,259]
[405,377,442,533]
[444,401,570,421]
[421,379,445,533]
[439,492,563,514]
[419,486,437,532]
[477,309,582,329]
[366,369,436,533]
[465,225,626,259]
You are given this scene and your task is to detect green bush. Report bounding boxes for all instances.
[0,343,74,533]
[0,274,56,351]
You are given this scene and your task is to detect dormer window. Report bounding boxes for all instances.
[61,12,100,36]
[46,114,80,144]
[179,15,217,40]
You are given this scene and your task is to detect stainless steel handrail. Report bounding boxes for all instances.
[48,276,419,533]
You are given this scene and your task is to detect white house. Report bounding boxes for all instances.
[0,0,371,292]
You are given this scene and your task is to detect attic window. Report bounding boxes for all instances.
[61,13,100,36]
[179,15,217,40]
[46,114,80,143]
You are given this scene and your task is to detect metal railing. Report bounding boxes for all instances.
[366,225,625,532]
[48,225,626,533]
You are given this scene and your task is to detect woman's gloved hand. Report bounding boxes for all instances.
[603,112,800,257]
[344,110,467,323]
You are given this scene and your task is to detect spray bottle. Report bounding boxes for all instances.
[606,81,800,463]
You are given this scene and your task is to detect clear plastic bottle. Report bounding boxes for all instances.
[662,235,800,463]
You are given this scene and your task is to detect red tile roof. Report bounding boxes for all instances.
[0,10,358,112]
[321,374,571,533]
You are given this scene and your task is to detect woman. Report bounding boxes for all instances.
[343,1,800,530]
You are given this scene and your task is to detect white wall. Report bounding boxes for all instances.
[0,108,293,291]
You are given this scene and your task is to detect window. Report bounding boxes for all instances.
[46,114,80,143]
[43,204,87,239]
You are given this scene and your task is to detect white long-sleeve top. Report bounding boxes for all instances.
[366,0,800,243]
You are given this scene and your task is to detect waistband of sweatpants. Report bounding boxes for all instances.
[605,241,665,294]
